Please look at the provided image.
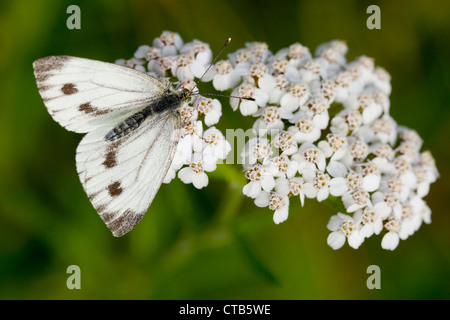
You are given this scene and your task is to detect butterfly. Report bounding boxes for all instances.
[33,56,194,237]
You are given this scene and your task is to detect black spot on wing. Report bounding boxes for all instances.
[103,149,118,168]
[79,102,95,113]
[78,102,110,116]
[61,83,78,95]
[107,181,123,197]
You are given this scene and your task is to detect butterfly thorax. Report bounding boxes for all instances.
[104,88,192,142]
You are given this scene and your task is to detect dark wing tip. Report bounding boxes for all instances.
[33,56,72,75]
[106,210,146,237]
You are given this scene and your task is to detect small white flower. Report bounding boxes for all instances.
[180,39,212,68]
[327,213,364,249]
[288,112,322,144]
[303,171,331,202]
[293,143,326,173]
[326,161,365,197]
[392,156,418,189]
[419,151,439,181]
[247,62,276,91]
[153,31,183,56]
[342,189,371,212]
[150,56,177,77]
[274,42,311,69]
[318,133,348,161]
[370,143,395,171]
[273,154,299,178]
[410,196,432,225]
[413,165,436,198]
[319,79,338,104]
[381,232,399,251]
[381,217,401,250]
[253,106,291,136]
[356,161,381,192]
[180,120,203,152]
[115,58,146,72]
[243,163,277,198]
[372,191,402,220]
[373,66,392,95]
[212,60,241,91]
[315,40,348,65]
[230,83,268,116]
[255,191,290,224]
[179,103,198,124]
[134,45,161,62]
[272,131,298,156]
[367,115,397,145]
[194,97,222,126]
[304,98,330,130]
[353,207,383,238]
[178,153,216,189]
[397,204,419,240]
[356,94,383,125]
[241,137,273,167]
[279,83,310,113]
[348,138,370,163]
[356,117,393,146]
[378,177,410,203]
[298,59,326,83]
[228,48,252,73]
[174,53,206,81]
[275,177,306,206]
[246,41,271,63]
[333,71,353,103]
[170,136,194,170]
[330,109,363,135]
[267,74,289,104]
[202,127,231,163]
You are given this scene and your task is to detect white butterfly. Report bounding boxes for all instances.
[33,56,193,237]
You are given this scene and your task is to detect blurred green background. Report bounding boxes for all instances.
[0,0,449,299]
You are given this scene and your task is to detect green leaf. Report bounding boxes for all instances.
[233,227,280,285]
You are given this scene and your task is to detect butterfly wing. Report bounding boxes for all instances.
[76,110,182,237]
[33,56,168,133]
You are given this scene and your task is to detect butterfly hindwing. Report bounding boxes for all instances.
[76,110,182,237]
[33,56,168,133]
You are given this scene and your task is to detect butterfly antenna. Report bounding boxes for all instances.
[191,38,232,92]
[190,38,254,101]
[196,92,255,101]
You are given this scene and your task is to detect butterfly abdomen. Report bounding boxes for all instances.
[104,90,186,142]
[105,112,147,142]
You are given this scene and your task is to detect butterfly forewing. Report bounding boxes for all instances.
[33,56,167,133]
[76,110,182,237]
[33,55,190,236]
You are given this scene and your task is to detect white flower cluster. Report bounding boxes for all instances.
[209,40,439,251]
[116,31,231,189]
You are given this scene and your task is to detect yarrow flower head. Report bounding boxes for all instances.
[213,38,439,251]
[119,32,439,252]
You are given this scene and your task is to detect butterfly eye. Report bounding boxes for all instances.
[182,88,193,102]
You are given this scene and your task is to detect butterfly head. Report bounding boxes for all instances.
[179,88,194,103]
